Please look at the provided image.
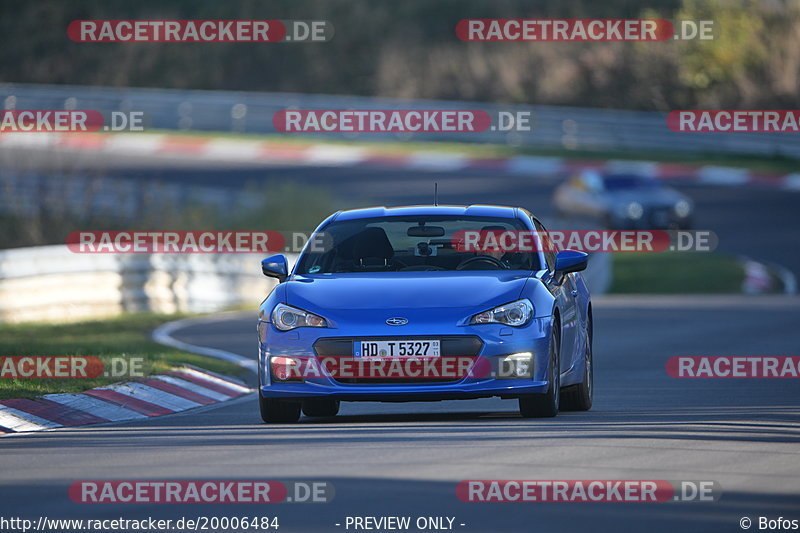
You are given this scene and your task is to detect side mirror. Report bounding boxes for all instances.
[554,250,588,276]
[261,254,288,282]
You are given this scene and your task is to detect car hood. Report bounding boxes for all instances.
[285,271,531,314]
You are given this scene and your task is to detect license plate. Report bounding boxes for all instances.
[354,340,441,358]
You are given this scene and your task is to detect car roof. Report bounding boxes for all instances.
[332,204,521,221]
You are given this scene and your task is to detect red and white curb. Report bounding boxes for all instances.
[1,131,797,190]
[0,367,250,435]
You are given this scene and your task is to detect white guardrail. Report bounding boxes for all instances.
[1,83,798,158]
[0,245,609,323]
[0,245,292,323]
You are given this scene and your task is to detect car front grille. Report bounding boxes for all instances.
[313,335,483,385]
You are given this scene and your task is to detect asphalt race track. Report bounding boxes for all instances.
[1,156,799,532]
[4,146,798,275]
[1,295,798,533]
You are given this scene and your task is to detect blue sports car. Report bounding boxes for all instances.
[257,205,593,422]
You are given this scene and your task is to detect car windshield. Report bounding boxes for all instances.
[603,175,660,191]
[296,215,541,274]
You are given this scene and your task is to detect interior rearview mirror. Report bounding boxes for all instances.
[407,225,446,237]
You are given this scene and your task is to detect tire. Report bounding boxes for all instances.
[519,321,560,418]
[302,398,340,418]
[259,393,301,423]
[561,316,593,412]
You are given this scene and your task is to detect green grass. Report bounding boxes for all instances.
[610,252,746,294]
[0,313,247,400]
[146,129,800,174]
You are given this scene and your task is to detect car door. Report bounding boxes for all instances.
[532,217,579,376]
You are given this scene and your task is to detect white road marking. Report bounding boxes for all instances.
[152,316,258,372]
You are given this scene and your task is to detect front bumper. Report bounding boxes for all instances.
[258,318,553,402]
[259,381,550,402]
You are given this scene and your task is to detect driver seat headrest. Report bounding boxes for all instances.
[352,227,394,266]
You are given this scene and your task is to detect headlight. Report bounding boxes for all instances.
[471,299,533,327]
[674,200,691,218]
[625,202,644,220]
[271,303,328,331]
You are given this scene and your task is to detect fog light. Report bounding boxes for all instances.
[497,352,533,379]
[270,356,304,382]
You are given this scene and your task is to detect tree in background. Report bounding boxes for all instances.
[0,0,797,110]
